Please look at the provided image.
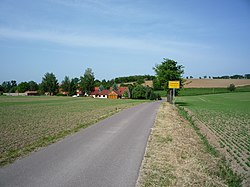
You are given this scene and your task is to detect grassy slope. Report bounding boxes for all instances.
[0,96,146,166]
[176,92,250,185]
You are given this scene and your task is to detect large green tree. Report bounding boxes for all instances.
[80,68,95,94]
[132,85,146,99]
[61,76,71,94]
[1,80,17,93]
[69,77,79,96]
[17,82,29,93]
[153,58,184,90]
[1,81,11,92]
[112,83,118,91]
[28,81,38,91]
[40,72,59,95]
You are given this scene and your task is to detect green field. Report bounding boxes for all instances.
[155,85,250,97]
[0,96,146,166]
[179,86,250,96]
[176,92,250,178]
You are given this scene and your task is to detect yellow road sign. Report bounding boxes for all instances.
[168,81,180,89]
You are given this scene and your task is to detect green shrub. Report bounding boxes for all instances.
[132,85,146,99]
[227,84,236,92]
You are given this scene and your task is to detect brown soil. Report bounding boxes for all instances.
[184,79,250,88]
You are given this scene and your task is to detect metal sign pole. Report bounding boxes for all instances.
[173,88,175,105]
[168,81,179,104]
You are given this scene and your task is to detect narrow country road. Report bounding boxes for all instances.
[0,101,161,187]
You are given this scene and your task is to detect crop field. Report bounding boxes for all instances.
[0,96,146,166]
[184,78,250,88]
[176,92,250,182]
[155,85,250,97]
[179,86,250,96]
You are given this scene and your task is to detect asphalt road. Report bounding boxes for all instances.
[0,101,161,187]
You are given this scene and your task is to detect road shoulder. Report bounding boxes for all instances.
[137,102,227,186]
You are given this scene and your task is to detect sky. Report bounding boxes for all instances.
[0,0,250,83]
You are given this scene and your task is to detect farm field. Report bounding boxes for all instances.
[184,78,250,88]
[179,85,250,96]
[155,85,250,97]
[176,92,250,184]
[0,96,146,166]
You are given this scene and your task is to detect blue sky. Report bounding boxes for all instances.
[0,0,249,83]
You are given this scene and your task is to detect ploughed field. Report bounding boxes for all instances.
[176,92,250,180]
[184,78,250,88]
[0,96,146,166]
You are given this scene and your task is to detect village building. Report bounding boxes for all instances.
[108,90,119,99]
[90,87,130,99]
[25,91,38,96]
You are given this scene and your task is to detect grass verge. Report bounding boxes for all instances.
[137,102,241,187]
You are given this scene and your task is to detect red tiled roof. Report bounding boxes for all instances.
[100,90,110,95]
[90,90,99,95]
[118,87,129,95]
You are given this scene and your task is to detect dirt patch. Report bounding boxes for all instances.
[137,102,227,187]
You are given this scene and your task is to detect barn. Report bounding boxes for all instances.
[108,91,120,99]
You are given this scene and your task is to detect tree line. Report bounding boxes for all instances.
[1,58,185,97]
[212,74,250,79]
[114,75,155,84]
[186,74,250,80]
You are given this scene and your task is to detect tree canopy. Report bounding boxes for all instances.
[69,77,79,96]
[114,75,154,84]
[16,82,29,93]
[153,58,184,90]
[80,68,95,94]
[28,81,38,91]
[61,76,71,94]
[40,72,59,95]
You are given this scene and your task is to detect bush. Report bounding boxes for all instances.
[132,85,146,99]
[149,92,157,100]
[227,84,236,92]
[122,91,129,98]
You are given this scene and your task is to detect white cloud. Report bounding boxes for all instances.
[0,27,211,61]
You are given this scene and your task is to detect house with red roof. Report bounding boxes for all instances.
[90,86,130,99]
[99,89,109,98]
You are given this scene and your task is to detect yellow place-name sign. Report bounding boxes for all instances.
[169,81,180,89]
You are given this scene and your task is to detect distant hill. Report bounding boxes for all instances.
[117,80,153,88]
[114,75,155,84]
[183,79,250,88]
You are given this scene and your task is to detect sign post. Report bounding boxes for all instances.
[168,81,180,104]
